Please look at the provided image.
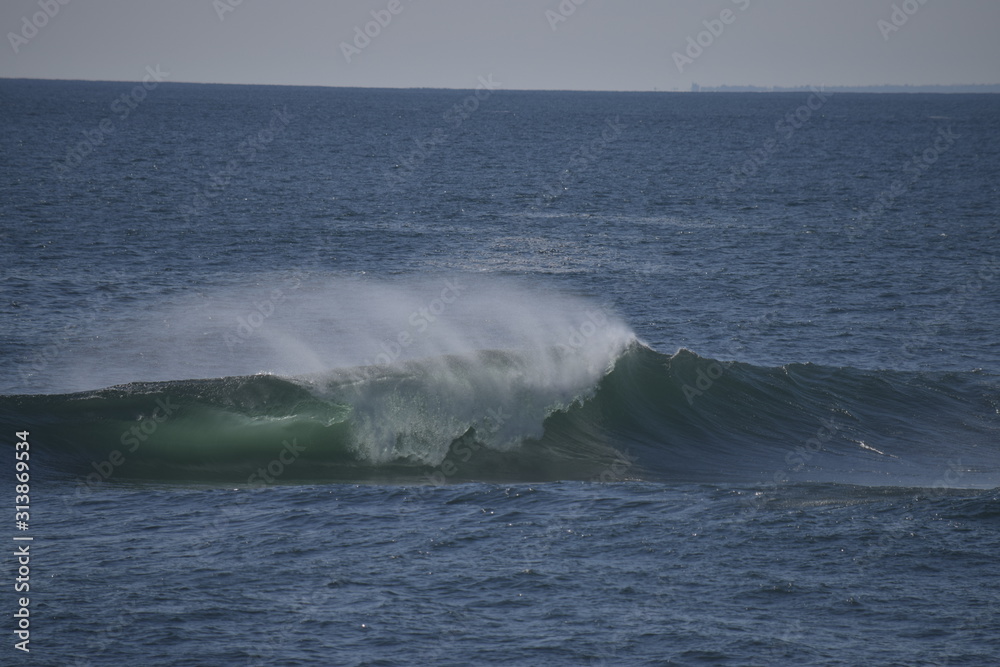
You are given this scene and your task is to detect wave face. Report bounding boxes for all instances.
[4,343,999,488]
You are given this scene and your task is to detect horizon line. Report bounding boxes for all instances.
[2,76,999,94]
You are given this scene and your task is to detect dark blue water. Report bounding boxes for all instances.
[2,81,999,665]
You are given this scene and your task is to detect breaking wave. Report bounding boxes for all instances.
[4,342,999,488]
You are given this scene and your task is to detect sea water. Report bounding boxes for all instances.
[1,81,999,665]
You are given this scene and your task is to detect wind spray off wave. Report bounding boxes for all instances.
[3,276,999,487]
[11,276,631,396]
[2,277,640,483]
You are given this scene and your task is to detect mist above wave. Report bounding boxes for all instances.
[42,274,633,394]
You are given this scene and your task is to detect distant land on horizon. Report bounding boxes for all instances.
[690,83,1000,94]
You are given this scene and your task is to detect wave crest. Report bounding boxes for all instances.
[4,343,999,488]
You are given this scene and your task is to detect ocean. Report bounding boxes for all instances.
[1,80,999,665]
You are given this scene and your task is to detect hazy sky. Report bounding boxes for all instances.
[2,0,998,90]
